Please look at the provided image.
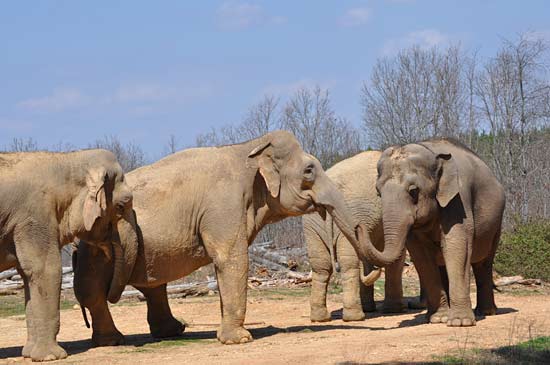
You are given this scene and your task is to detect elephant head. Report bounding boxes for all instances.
[246,131,368,259]
[357,142,460,267]
[74,150,139,303]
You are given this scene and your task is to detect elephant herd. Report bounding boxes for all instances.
[0,130,505,361]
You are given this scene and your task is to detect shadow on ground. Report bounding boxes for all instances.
[0,323,374,359]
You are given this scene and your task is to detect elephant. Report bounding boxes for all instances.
[0,149,138,361]
[73,130,374,346]
[303,151,406,323]
[356,139,505,327]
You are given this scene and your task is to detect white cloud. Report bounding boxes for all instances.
[338,7,371,27]
[17,88,89,112]
[382,29,449,55]
[216,2,286,31]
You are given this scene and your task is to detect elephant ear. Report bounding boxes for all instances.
[247,141,281,198]
[83,167,108,231]
[436,153,460,208]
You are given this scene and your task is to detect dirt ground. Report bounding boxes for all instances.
[1,284,549,365]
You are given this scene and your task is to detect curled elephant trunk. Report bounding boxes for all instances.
[311,172,377,267]
[358,188,413,267]
[107,209,139,303]
[359,261,383,286]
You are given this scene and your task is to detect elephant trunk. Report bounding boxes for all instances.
[107,209,139,303]
[360,187,413,267]
[359,261,382,286]
[311,172,377,267]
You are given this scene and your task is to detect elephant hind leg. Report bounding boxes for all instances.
[138,284,185,338]
[473,227,500,317]
[472,258,496,316]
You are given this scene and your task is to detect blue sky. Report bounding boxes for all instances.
[1,1,549,157]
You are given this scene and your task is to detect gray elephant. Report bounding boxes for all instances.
[0,150,138,361]
[303,151,405,322]
[357,139,505,327]
[73,131,374,346]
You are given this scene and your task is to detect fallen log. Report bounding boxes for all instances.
[0,269,17,281]
[495,275,542,287]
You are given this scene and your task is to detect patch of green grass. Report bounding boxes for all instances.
[250,287,311,299]
[144,338,215,348]
[434,336,550,364]
[116,337,215,354]
[0,296,75,318]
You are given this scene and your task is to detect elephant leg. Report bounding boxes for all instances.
[15,232,67,361]
[406,239,449,324]
[73,245,125,347]
[337,249,365,322]
[359,262,376,313]
[408,275,428,310]
[211,239,252,345]
[382,251,405,313]
[473,257,497,316]
[308,253,333,322]
[19,268,34,358]
[473,227,500,317]
[137,284,185,338]
[441,225,476,327]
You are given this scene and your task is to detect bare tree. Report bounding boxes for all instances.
[90,135,147,172]
[476,34,550,223]
[163,134,179,156]
[280,86,363,168]
[361,45,470,148]
[8,137,39,152]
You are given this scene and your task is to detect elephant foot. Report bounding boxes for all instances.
[408,297,427,310]
[446,308,476,327]
[217,325,253,345]
[343,308,366,322]
[310,307,331,322]
[428,306,450,324]
[150,317,185,338]
[382,300,407,313]
[475,305,497,317]
[29,343,67,362]
[22,340,35,358]
[92,329,125,347]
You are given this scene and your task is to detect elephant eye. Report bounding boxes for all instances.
[303,163,315,181]
[408,185,419,203]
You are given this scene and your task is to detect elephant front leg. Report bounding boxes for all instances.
[214,243,252,345]
[406,239,449,324]
[441,225,475,327]
[138,284,185,338]
[17,239,67,361]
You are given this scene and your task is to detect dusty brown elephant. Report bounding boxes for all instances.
[73,131,374,346]
[356,139,505,327]
[0,150,138,361]
[303,151,406,322]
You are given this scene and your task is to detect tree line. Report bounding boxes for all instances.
[3,33,549,249]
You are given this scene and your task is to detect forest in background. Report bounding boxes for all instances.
[3,33,549,271]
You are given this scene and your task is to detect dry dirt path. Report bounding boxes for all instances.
[1,290,549,364]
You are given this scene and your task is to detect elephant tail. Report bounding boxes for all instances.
[81,306,90,329]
